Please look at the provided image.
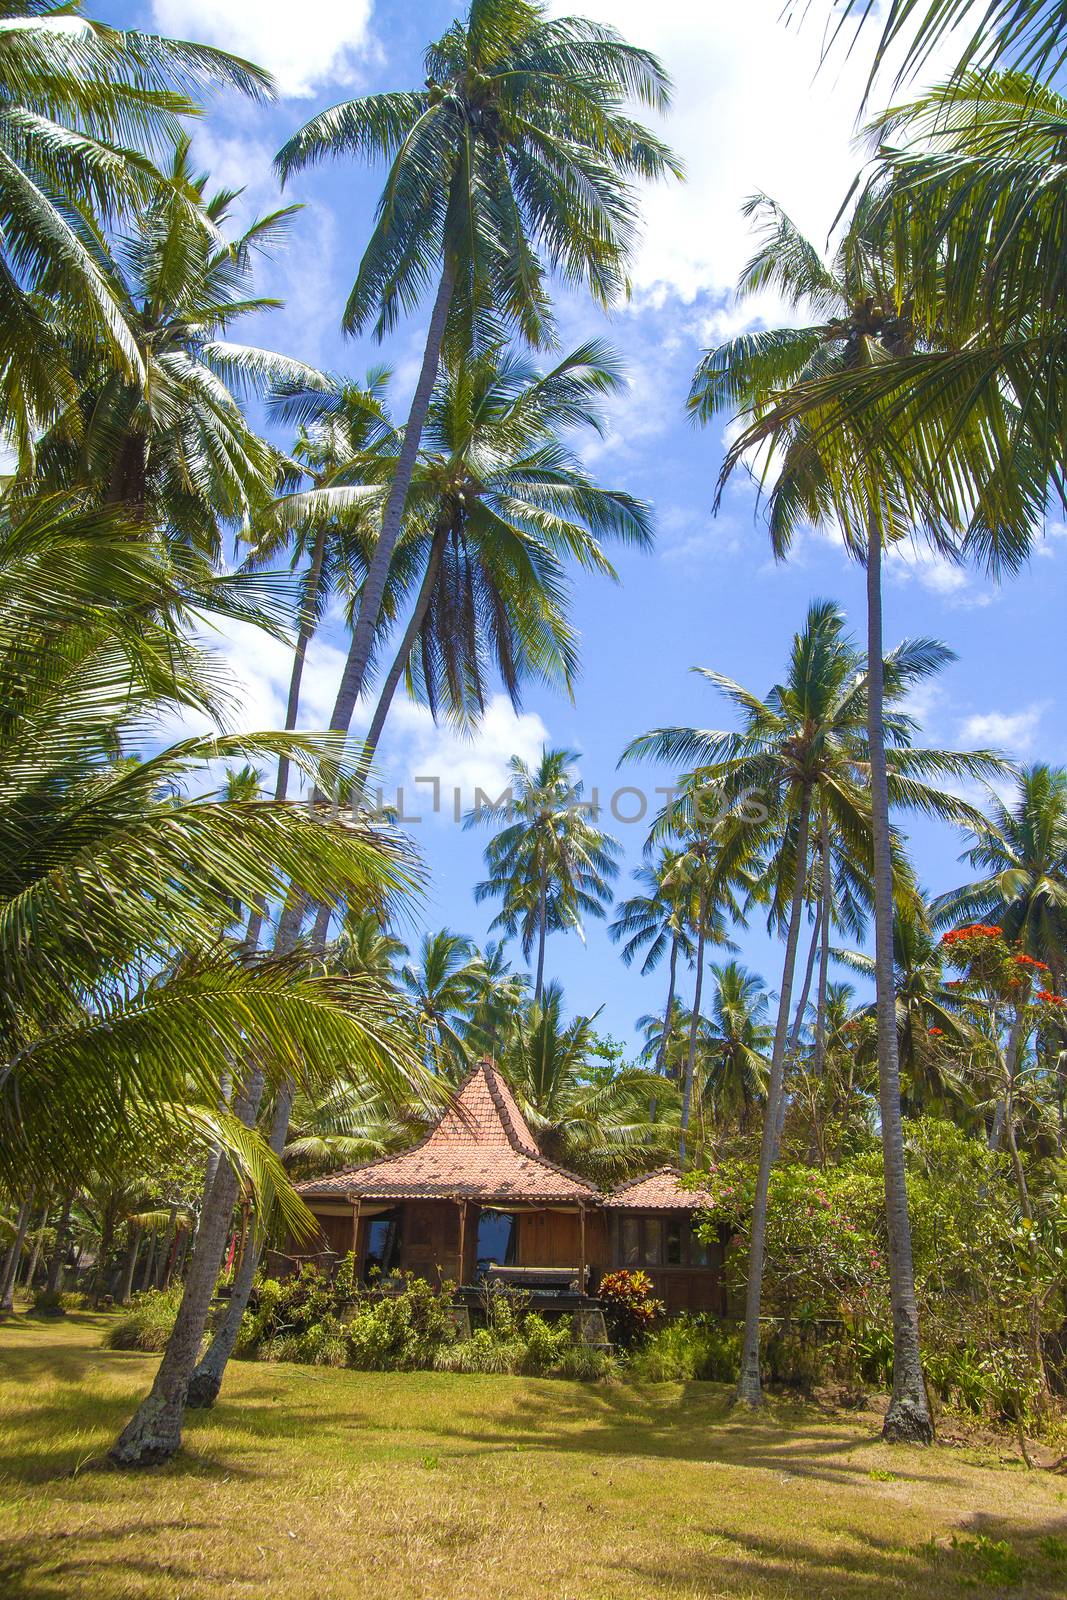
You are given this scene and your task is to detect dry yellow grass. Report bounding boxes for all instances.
[1,1311,1065,1599]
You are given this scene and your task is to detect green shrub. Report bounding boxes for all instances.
[629,1315,740,1383]
[434,1330,525,1375]
[343,1276,457,1371]
[104,1285,184,1351]
[598,1269,664,1347]
[32,1288,90,1314]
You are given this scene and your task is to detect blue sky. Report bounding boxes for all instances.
[103,0,1065,1051]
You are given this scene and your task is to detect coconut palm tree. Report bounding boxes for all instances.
[273,0,681,754]
[462,941,529,1062]
[610,851,698,1077]
[836,901,977,1117]
[357,340,652,764]
[701,962,772,1135]
[28,137,322,556]
[0,0,270,462]
[468,748,620,1002]
[932,767,1067,984]
[502,984,677,1178]
[401,931,484,1078]
[625,592,1000,1423]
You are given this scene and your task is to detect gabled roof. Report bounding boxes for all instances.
[603,1166,714,1211]
[296,1061,598,1205]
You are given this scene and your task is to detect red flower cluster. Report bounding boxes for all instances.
[928,1026,943,1037]
[1037,990,1067,1008]
[942,924,1003,946]
[1014,953,1050,971]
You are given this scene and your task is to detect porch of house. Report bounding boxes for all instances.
[278,1196,609,1304]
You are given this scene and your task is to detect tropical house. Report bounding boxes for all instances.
[290,1061,727,1315]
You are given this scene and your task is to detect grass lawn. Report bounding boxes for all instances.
[1,1313,1065,1599]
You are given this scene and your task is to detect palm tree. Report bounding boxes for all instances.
[330,908,408,987]
[468,748,620,1002]
[401,931,484,1078]
[0,1,270,462]
[637,997,690,1083]
[273,0,680,756]
[625,592,999,1422]
[463,941,529,1062]
[358,341,652,765]
[933,767,1067,985]
[701,962,772,1135]
[610,851,698,1076]
[29,138,321,555]
[836,901,976,1117]
[502,984,677,1178]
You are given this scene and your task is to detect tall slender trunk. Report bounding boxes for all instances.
[657,934,680,1076]
[93,1202,116,1305]
[813,800,832,1077]
[736,785,812,1408]
[679,890,708,1164]
[138,1228,157,1293]
[46,1193,72,1296]
[0,1194,33,1312]
[112,268,457,1468]
[777,900,820,1149]
[534,869,548,1005]
[326,255,457,739]
[275,524,328,811]
[22,1201,48,1292]
[1002,1008,1046,1393]
[118,1224,140,1306]
[360,521,449,772]
[188,898,333,1410]
[866,532,933,1444]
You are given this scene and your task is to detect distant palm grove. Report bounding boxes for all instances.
[2,0,1066,1480]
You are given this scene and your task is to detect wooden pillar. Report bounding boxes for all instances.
[457,1198,468,1287]
[578,1204,587,1294]
[351,1196,361,1275]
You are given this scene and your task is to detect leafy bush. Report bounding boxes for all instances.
[32,1288,90,1313]
[629,1315,740,1383]
[344,1276,458,1371]
[598,1269,664,1346]
[104,1285,184,1351]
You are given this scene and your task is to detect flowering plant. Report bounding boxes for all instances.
[597,1269,664,1344]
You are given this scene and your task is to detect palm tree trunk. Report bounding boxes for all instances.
[274,523,328,815]
[189,900,332,1410]
[0,1195,33,1312]
[777,903,820,1148]
[46,1193,72,1296]
[865,531,933,1444]
[188,1084,297,1408]
[22,1201,48,1293]
[325,255,457,739]
[111,266,460,1466]
[679,890,708,1164]
[736,785,812,1408]
[814,800,832,1077]
[118,1224,140,1306]
[360,521,449,772]
[534,869,548,1005]
[657,935,680,1076]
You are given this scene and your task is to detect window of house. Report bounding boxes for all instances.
[689,1223,712,1267]
[362,1210,402,1279]
[476,1210,517,1271]
[621,1215,664,1266]
[666,1218,682,1265]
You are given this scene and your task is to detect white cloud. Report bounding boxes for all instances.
[959,705,1046,756]
[151,0,375,98]
[559,1,962,306]
[377,695,550,821]
[886,541,994,607]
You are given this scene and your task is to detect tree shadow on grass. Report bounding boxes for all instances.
[401,1378,977,1492]
[609,1513,1067,1600]
[0,1522,213,1600]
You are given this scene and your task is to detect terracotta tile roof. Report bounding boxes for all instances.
[603,1166,715,1211]
[296,1061,598,1205]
